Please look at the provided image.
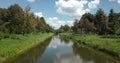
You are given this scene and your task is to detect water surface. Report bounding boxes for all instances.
[5,35,119,63]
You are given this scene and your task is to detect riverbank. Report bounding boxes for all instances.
[0,33,54,62]
[60,33,120,59]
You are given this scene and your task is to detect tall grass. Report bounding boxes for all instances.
[0,32,53,62]
[60,33,120,57]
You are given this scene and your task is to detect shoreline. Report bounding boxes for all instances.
[0,33,54,63]
[60,33,120,60]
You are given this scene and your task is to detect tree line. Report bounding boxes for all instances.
[59,8,120,35]
[0,4,53,37]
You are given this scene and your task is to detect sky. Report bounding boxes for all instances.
[0,0,120,29]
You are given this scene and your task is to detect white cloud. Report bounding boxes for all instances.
[109,0,120,3]
[118,0,120,3]
[55,0,100,18]
[88,0,100,9]
[27,0,35,2]
[35,12,43,18]
[46,17,74,29]
[55,0,89,18]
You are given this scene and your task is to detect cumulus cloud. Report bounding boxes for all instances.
[88,0,100,9]
[109,0,120,3]
[55,0,100,18]
[118,0,120,3]
[55,0,89,18]
[46,17,74,29]
[35,12,43,18]
[27,0,35,2]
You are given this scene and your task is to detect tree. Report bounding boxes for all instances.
[59,25,71,33]
[7,4,25,34]
[36,17,52,32]
[59,25,64,33]
[108,9,116,34]
[95,8,108,35]
[71,19,79,33]
[0,4,53,36]
[115,13,120,35]
[79,13,96,34]
[63,25,71,32]
[0,8,9,33]
[45,24,53,32]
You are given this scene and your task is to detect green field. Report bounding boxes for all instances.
[60,33,120,58]
[0,33,53,62]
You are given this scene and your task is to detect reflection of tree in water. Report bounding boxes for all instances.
[59,35,70,44]
[72,43,117,63]
[5,38,52,63]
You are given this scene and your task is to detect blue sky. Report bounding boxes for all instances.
[0,0,120,29]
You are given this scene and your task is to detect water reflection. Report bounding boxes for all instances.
[48,35,73,49]
[3,35,119,63]
[35,35,73,63]
[55,51,85,63]
[59,35,70,44]
[36,35,119,63]
[72,43,118,63]
[3,38,51,63]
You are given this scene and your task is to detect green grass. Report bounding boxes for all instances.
[60,33,120,57]
[0,32,53,62]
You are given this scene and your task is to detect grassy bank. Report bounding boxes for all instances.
[60,33,120,58]
[0,33,53,62]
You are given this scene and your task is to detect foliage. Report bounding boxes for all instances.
[54,24,72,34]
[0,4,53,36]
[79,13,96,34]
[71,19,79,33]
[60,33,120,58]
[59,25,71,32]
[0,4,54,62]
[95,9,108,35]
[0,33,53,62]
[71,8,120,35]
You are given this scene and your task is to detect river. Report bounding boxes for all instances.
[4,35,119,63]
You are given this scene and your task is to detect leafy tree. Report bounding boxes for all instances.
[63,25,71,32]
[115,13,120,35]
[58,25,64,33]
[95,8,108,35]
[45,24,53,32]
[108,9,116,34]
[79,13,96,34]
[0,8,10,33]
[24,7,37,33]
[59,25,71,33]
[0,4,53,36]
[6,4,25,34]
[71,19,79,33]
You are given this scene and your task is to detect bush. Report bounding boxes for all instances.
[0,32,10,39]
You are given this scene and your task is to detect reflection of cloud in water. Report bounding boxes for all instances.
[48,36,73,49]
[55,51,94,63]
